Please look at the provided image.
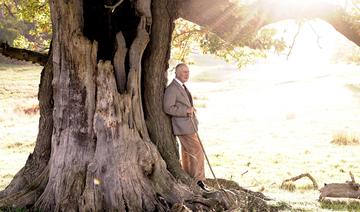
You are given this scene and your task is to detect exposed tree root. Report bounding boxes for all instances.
[0,166,48,209]
[202,178,288,211]
[1,174,285,211]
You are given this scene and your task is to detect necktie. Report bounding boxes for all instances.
[183,84,193,106]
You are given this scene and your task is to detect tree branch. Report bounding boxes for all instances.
[104,0,124,13]
[3,3,16,18]
[287,22,302,59]
[308,22,323,49]
[179,0,360,47]
[0,42,48,66]
[172,28,204,40]
[281,173,319,190]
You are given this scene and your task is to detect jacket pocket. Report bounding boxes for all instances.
[172,117,194,134]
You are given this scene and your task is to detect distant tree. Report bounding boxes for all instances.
[343,0,360,64]
[0,0,51,51]
[0,0,359,211]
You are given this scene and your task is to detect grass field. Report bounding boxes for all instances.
[0,63,42,191]
[189,59,360,211]
[1,60,360,211]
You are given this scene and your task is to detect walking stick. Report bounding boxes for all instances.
[190,116,222,190]
[190,116,235,205]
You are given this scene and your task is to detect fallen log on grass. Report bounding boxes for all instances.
[319,172,360,200]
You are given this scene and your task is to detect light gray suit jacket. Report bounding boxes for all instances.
[163,79,199,135]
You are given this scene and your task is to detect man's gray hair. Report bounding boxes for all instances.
[175,63,187,73]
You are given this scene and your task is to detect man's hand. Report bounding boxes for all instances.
[186,107,196,117]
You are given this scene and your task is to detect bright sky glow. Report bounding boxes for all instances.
[267,19,354,64]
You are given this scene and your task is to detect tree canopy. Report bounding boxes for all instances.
[2,0,359,67]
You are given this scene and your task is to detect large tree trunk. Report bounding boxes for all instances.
[1,0,192,210]
[0,0,238,211]
[29,0,193,210]
[0,0,307,211]
[142,0,192,183]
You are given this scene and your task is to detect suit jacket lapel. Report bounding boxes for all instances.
[172,79,192,107]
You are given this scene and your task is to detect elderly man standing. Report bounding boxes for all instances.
[163,63,207,191]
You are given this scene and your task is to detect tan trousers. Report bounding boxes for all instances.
[178,133,205,181]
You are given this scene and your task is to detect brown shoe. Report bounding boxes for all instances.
[197,180,210,192]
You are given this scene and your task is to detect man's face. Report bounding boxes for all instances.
[176,65,190,83]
